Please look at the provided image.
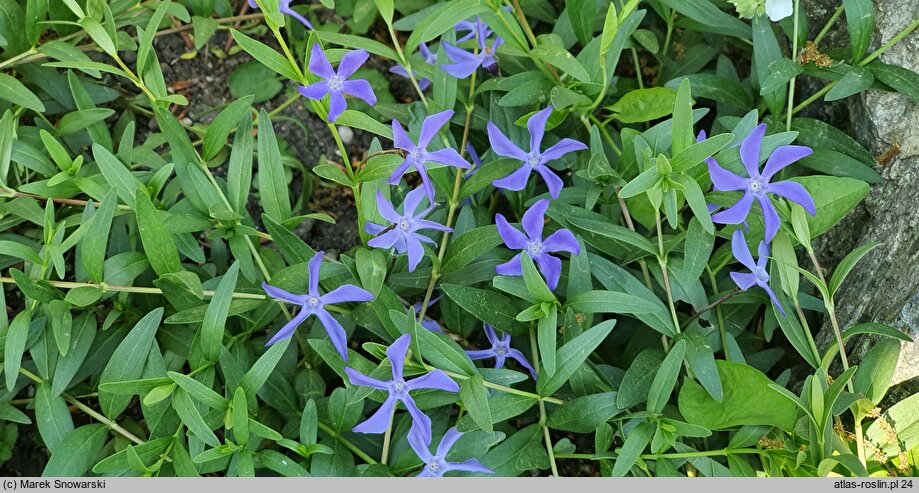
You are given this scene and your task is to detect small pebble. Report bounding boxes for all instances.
[338,125,354,145]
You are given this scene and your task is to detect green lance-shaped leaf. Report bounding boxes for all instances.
[134,186,183,277]
[256,109,292,222]
[200,261,240,362]
[98,307,164,418]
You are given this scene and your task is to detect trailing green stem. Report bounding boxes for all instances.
[529,324,558,477]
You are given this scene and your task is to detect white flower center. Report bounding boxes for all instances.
[495,345,507,356]
[527,241,544,256]
[307,296,321,307]
[428,457,446,475]
[328,75,344,92]
[398,217,412,231]
[410,148,427,164]
[525,153,541,167]
[390,380,407,397]
[748,176,766,195]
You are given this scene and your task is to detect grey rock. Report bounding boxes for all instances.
[809,0,919,398]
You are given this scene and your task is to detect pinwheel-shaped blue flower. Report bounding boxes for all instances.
[345,334,459,445]
[299,44,377,123]
[495,199,580,291]
[488,106,587,199]
[261,251,373,360]
[440,18,503,78]
[729,230,784,315]
[709,123,816,242]
[408,426,495,477]
[389,42,436,91]
[387,110,471,202]
[365,188,452,272]
[466,324,537,379]
[247,0,313,29]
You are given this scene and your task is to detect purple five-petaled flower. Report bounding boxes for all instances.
[346,334,459,445]
[366,187,452,272]
[387,110,471,202]
[466,324,537,380]
[299,44,377,123]
[488,106,587,200]
[441,18,503,78]
[729,230,784,315]
[709,123,816,242]
[261,251,374,360]
[495,199,580,291]
[247,0,313,29]
[389,42,436,91]
[454,17,492,44]
[408,426,495,477]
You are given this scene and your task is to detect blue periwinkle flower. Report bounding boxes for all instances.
[408,426,495,477]
[365,188,452,272]
[346,334,459,445]
[466,324,537,380]
[389,42,436,91]
[440,18,503,78]
[495,199,580,291]
[261,251,374,360]
[299,44,377,122]
[387,110,471,202]
[729,230,784,315]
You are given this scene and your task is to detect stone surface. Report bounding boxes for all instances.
[810,0,919,398]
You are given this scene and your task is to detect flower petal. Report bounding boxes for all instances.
[540,138,588,163]
[307,44,335,79]
[402,186,428,217]
[407,426,433,463]
[495,214,529,250]
[387,157,415,186]
[484,323,498,344]
[365,222,387,236]
[542,228,579,254]
[316,309,349,360]
[506,348,538,380]
[298,81,329,101]
[266,311,310,345]
[521,199,549,240]
[414,219,452,233]
[492,165,532,191]
[765,0,794,21]
[711,191,754,225]
[387,334,412,379]
[391,120,414,151]
[352,395,397,434]
[739,123,767,177]
[709,161,748,192]
[435,427,464,458]
[757,195,781,243]
[342,79,377,106]
[407,369,459,392]
[534,165,565,200]
[403,394,433,445]
[768,180,816,215]
[375,189,401,223]
[368,229,402,250]
[447,458,495,476]
[419,110,454,147]
[321,284,374,305]
[535,253,562,291]
[495,254,523,276]
[345,367,390,390]
[261,281,306,304]
[731,230,757,271]
[336,49,369,79]
[428,148,471,170]
[466,349,496,361]
[758,279,786,315]
[406,235,425,272]
[486,122,527,160]
[730,271,758,290]
[527,106,553,153]
[327,91,347,122]
[285,9,313,29]
[761,145,813,179]
[307,251,324,295]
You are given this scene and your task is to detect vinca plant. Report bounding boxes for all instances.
[1,0,918,479]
